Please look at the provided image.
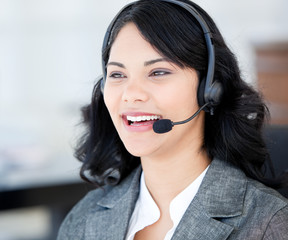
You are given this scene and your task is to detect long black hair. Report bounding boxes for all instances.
[75,0,288,188]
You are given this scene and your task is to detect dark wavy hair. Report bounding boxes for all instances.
[75,0,287,188]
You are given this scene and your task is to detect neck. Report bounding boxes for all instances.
[140,146,210,210]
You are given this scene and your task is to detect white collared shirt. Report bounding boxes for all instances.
[125,166,209,240]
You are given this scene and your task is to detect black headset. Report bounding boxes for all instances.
[100,0,223,115]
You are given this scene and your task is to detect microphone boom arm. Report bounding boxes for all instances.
[172,103,209,125]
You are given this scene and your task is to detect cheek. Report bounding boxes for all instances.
[182,79,199,106]
[162,82,199,112]
[103,87,118,119]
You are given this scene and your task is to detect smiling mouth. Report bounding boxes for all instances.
[126,115,160,126]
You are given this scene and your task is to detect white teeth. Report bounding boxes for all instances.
[127,115,160,122]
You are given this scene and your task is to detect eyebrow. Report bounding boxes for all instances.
[107,58,170,69]
[144,58,169,66]
[107,61,125,68]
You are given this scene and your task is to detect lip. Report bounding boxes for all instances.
[121,112,162,132]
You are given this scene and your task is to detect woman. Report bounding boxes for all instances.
[58,0,288,239]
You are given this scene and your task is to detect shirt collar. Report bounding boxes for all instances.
[125,173,160,239]
[170,166,209,227]
[125,166,209,240]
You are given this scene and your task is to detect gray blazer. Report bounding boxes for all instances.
[57,159,288,240]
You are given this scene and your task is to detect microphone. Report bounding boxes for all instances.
[153,103,209,134]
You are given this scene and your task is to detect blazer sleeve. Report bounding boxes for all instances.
[263,205,288,240]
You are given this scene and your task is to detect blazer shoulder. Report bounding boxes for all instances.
[57,186,110,240]
[239,178,288,238]
[263,204,288,239]
[57,166,141,240]
[246,178,288,208]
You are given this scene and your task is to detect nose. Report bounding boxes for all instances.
[122,77,149,103]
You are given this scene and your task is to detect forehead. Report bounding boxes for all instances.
[109,23,162,61]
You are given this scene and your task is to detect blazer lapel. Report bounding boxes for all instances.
[171,198,234,240]
[84,167,142,240]
[172,159,247,240]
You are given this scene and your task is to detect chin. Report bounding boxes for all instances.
[123,143,155,158]
[125,147,146,158]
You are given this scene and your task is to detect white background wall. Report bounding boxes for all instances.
[0,0,288,177]
[0,1,287,239]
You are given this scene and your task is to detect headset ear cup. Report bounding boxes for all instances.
[197,78,223,113]
[209,80,223,106]
[197,78,206,108]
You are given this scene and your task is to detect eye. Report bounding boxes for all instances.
[150,70,171,77]
[108,72,126,79]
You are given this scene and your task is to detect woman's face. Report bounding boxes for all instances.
[104,23,204,159]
